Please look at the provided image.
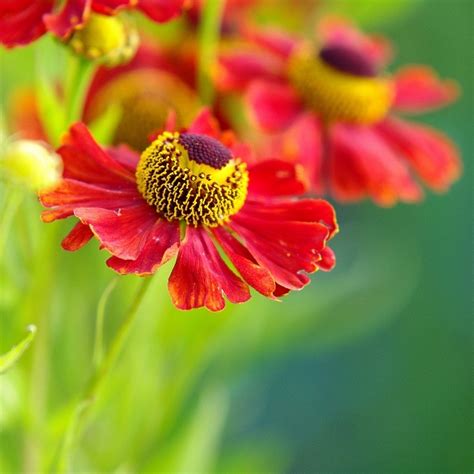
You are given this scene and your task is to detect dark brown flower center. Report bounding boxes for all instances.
[178,133,232,169]
[319,45,376,77]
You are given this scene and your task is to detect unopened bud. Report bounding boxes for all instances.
[67,13,139,67]
[1,139,62,191]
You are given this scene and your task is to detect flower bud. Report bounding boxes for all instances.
[1,139,62,191]
[67,13,139,67]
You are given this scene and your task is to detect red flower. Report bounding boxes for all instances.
[218,17,461,206]
[39,109,338,311]
[0,0,184,48]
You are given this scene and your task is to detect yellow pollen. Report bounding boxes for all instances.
[288,46,394,125]
[67,13,138,66]
[136,132,249,227]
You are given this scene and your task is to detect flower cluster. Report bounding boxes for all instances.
[1,3,462,311]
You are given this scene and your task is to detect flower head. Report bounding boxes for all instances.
[1,138,62,191]
[0,0,184,57]
[218,17,461,205]
[39,109,338,311]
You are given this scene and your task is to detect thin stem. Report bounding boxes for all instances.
[64,55,95,125]
[93,277,119,369]
[56,277,154,473]
[197,0,225,104]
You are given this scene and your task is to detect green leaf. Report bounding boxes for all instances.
[0,325,36,374]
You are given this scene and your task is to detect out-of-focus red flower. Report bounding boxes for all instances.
[10,41,199,151]
[39,109,338,311]
[0,0,184,48]
[218,17,461,206]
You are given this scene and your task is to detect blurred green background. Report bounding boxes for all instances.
[1,0,472,472]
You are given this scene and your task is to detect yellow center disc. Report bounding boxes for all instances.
[288,45,394,125]
[136,132,249,227]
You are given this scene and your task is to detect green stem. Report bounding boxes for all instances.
[56,277,154,473]
[92,277,119,369]
[197,0,225,104]
[64,55,95,125]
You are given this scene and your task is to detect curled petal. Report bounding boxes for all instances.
[317,247,336,272]
[0,0,53,47]
[59,123,136,187]
[107,219,180,275]
[247,80,303,132]
[44,0,89,39]
[61,222,94,251]
[168,226,250,311]
[376,117,461,192]
[74,204,158,260]
[248,159,308,198]
[393,66,460,113]
[318,16,393,69]
[212,227,277,298]
[329,124,423,205]
[230,202,333,290]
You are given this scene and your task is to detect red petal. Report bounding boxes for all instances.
[39,179,141,222]
[376,117,461,192]
[168,226,250,311]
[392,66,459,113]
[329,124,423,206]
[248,159,307,198]
[217,49,285,91]
[44,0,89,39]
[247,80,302,132]
[318,16,393,69]
[265,113,324,194]
[187,108,221,137]
[0,0,53,47]
[317,247,336,272]
[61,222,94,251]
[59,123,136,187]
[106,145,139,172]
[107,219,179,275]
[230,201,334,290]
[91,0,132,15]
[137,0,184,22]
[74,203,158,260]
[242,24,297,59]
[212,227,277,298]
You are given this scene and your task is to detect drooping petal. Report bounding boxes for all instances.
[59,123,136,187]
[212,227,277,298]
[107,219,180,275]
[247,80,303,132]
[44,0,90,39]
[168,226,250,311]
[318,16,393,69]
[329,124,423,205]
[376,117,461,192]
[217,48,286,91]
[230,202,333,290]
[61,222,94,251]
[39,179,141,222]
[248,159,307,198]
[74,203,158,260]
[392,66,460,113]
[0,0,53,47]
